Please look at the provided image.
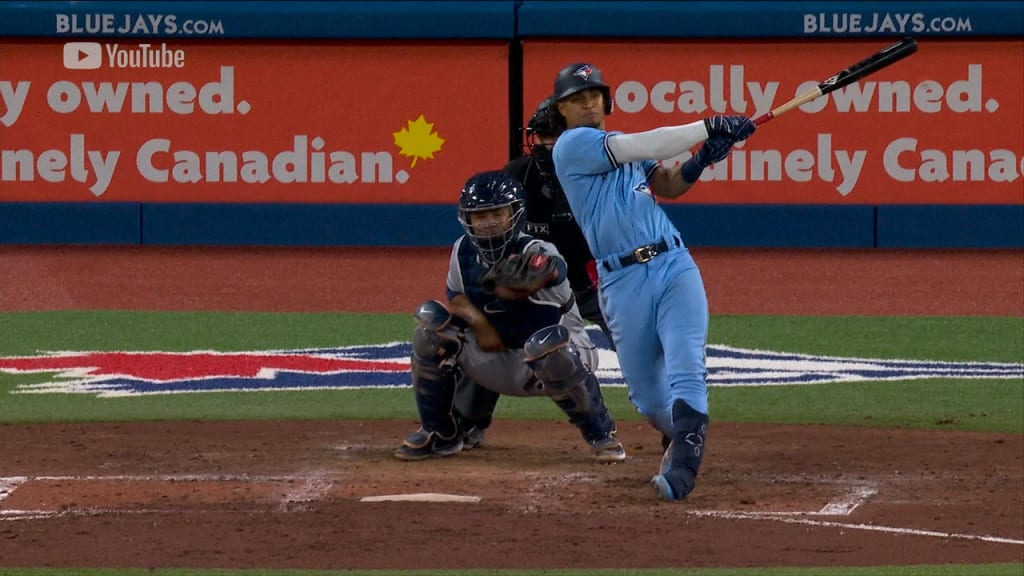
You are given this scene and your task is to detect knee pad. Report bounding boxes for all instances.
[524,325,584,391]
[411,300,462,379]
[414,299,454,332]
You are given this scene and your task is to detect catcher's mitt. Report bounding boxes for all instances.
[482,250,558,296]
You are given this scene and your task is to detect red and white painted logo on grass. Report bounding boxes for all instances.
[0,332,1020,397]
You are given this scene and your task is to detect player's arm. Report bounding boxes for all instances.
[449,294,506,352]
[649,164,694,199]
[605,122,708,199]
[607,116,756,198]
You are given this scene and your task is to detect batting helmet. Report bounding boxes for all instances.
[457,170,526,265]
[552,62,613,114]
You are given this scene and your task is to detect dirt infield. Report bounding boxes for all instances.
[0,246,1022,570]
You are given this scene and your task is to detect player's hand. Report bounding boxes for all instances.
[704,115,756,141]
[474,323,506,352]
[692,135,735,168]
[682,135,736,183]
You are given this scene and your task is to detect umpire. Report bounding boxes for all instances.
[504,97,613,346]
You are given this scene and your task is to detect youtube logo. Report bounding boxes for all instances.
[63,42,102,69]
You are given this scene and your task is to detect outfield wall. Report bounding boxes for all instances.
[1,1,1021,247]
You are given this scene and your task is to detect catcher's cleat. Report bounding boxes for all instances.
[393,428,464,461]
[460,425,486,451]
[591,435,627,463]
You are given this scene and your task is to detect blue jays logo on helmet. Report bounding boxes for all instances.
[572,65,593,81]
[553,62,613,114]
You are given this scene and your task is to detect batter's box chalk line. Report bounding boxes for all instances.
[0,476,27,501]
[689,480,1022,546]
[689,509,1023,546]
[3,475,1021,545]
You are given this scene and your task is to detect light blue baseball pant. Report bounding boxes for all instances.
[598,248,709,436]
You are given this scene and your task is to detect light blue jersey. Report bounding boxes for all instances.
[552,124,710,433]
[552,126,684,262]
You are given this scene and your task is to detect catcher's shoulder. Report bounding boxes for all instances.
[515,233,558,252]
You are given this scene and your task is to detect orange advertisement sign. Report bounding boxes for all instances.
[0,40,508,203]
[524,40,1023,204]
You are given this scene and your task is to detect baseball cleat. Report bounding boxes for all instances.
[651,474,678,501]
[460,425,486,451]
[393,428,464,461]
[591,435,627,463]
[659,439,674,475]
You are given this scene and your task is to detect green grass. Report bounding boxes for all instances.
[2,312,1021,362]
[1,564,1021,576]
[2,378,1020,432]
[0,311,415,354]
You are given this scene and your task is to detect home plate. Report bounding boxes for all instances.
[360,493,481,503]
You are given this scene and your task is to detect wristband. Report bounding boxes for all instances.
[681,157,704,184]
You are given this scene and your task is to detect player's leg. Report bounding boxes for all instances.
[394,300,465,461]
[600,269,673,436]
[524,324,626,463]
[651,252,711,500]
[657,253,710,414]
[453,377,499,449]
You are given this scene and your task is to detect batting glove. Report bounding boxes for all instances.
[704,115,756,141]
[681,135,735,183]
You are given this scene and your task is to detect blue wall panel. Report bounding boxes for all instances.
[142,204,463,247]
[0,1,516,39]
[517,1,1023,38]
[664,205,876,248]
[877,205,1024,248]
[0,203,140,244]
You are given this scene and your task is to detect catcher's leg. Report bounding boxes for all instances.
[524,325,626,463]
[453,377,500,450]
[651,398,709,501]
[395,300,465,461]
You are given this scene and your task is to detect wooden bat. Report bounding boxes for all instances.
[753,37,919,126]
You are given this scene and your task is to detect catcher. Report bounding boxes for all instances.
[394,169,626,463]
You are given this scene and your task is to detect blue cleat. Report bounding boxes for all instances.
[651,474,678,501]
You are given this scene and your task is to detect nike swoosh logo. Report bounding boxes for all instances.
[538,332,553,345]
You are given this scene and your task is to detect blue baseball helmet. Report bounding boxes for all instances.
[457,170,526,265]
[552,62,613,114]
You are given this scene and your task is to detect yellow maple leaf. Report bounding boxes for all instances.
[392,114,445,168]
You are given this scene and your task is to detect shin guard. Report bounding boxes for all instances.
[653,398,709,501]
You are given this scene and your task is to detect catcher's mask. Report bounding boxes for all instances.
[525,96,563,173]
[552,62,613,114]
[458,170,525,266]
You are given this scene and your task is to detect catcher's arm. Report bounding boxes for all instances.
[449,293,506,352]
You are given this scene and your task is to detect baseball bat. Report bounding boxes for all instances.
[753,36,919,126]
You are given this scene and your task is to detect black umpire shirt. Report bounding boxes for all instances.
[504,154,596,295]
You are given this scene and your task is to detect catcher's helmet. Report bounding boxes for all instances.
[458,170,525,265]
[552,62,613,114]
[526,96,562,139]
